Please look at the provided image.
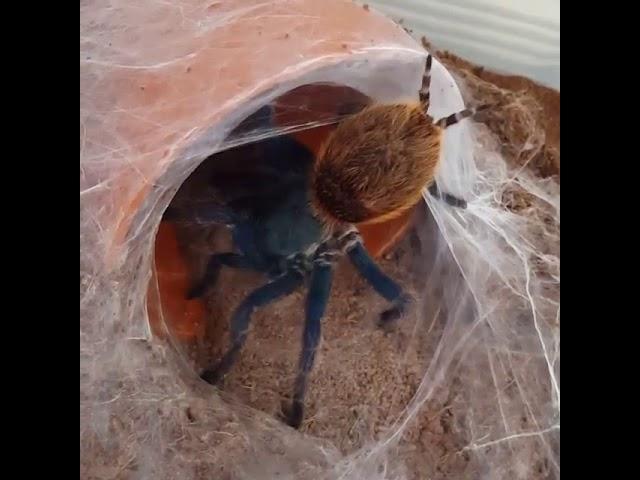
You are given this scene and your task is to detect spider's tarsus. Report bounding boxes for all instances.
[200,367,224,386]
[378,293,414,327]
[281,400,304,429]
[379,307,400,325]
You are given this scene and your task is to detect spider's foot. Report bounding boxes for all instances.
[378,293,414,328]
[200,366,224,386]
[280,400,304,430]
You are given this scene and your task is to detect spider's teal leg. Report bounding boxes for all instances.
[343,231,413,326]
[285,251,334,429]
[200,270,304,385]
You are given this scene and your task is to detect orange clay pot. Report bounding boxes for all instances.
[82,0,426,342]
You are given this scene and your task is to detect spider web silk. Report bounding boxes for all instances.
[80,1,559,478]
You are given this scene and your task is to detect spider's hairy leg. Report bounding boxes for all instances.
[187,253,258,299]
[342,231,413,327]
[419,53,434,106]
[434,103,491,129]
[427,182,468,209]
[200,270,304,385]
[284,251,335,429]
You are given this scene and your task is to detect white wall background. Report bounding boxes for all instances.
[368,0,560,90]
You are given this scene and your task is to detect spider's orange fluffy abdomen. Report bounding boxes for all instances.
[311,102,442,225]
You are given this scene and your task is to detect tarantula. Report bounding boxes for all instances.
[166,54,485,429]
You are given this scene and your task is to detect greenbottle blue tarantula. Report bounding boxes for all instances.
[167,55,483,428]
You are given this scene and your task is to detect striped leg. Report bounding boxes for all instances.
[435,104,491,129]
[419,54,433,107]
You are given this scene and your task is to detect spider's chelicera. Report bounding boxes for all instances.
[166,54,485,429]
